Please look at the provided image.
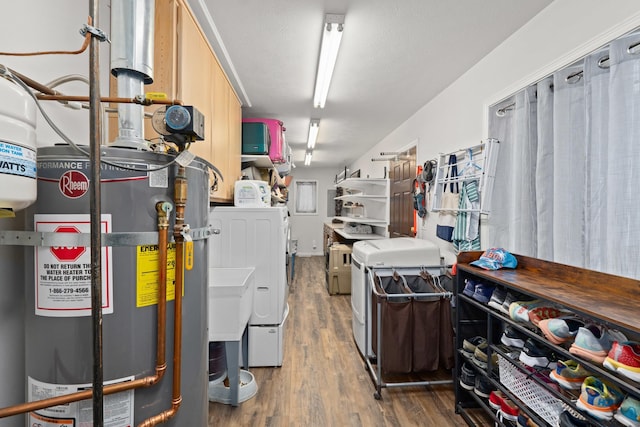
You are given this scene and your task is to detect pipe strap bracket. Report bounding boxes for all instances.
[0,225,214,247]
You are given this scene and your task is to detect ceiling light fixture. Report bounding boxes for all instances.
[313,14,344,109]
[307,119,320,149]
[304,151,313,166]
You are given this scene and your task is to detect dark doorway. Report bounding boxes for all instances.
[389,147,416,237]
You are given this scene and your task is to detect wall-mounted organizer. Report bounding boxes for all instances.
[333,178,390,240]
[432,138,500,214]
[454,251,640,427]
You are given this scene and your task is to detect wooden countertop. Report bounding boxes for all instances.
[457,251,640,335]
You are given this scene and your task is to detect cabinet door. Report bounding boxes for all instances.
[177,5,213,164]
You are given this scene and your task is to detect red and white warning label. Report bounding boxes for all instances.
[34,214,113,317]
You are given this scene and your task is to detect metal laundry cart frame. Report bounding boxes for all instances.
[364,264,454,400]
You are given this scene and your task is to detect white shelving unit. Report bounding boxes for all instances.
[240,154,286,188]
[334,178,389,240]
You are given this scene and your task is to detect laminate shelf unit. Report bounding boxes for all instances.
[454,251,640,427]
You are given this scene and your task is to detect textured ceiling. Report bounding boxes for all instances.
[188,0,553,169]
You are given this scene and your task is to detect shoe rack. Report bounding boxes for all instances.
[454,251,640,427]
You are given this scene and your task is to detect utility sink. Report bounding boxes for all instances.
[208,267,255,342]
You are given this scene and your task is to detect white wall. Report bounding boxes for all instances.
[348,0,640,264]
[288,167,336,256]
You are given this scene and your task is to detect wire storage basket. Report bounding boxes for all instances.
[497,354,563,426]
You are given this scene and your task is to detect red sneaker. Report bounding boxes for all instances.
[603,341,640,382]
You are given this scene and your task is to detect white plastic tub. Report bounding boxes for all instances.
[208,267,255,341]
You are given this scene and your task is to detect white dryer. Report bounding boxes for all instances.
[351,237,441,358]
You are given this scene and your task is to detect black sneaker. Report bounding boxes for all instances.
[557,410,590,427]
[473,374,493,398]
[518,338,557,369]
[459,362,476,391]
[501,325,527,348]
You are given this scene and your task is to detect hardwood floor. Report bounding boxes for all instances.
[208,256,490,426]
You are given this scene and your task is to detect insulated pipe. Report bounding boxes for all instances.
[138,166,187,427]
[0,207,172,418]
[88,0,104,423]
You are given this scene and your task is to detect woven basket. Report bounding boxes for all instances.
[497,354,563,425]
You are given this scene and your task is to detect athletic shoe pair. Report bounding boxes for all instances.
[576,376,624,421]
[603,341,640,383]
[569,324,627,365]
[488,390,519,422]
[462,279,495,304]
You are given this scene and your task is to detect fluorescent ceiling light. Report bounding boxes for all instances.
[304,151,313,166]
[313,14,344,109]
[307,119,320,149]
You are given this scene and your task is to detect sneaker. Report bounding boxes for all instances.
[459,362,476,390]
[501,325,527,348]
[519,338,557,369]
[570,325,623,364]
[557,409,590,427]
[472,341,489,369]
[488,287,506,311]
[462,279,477,297]
[614,395,640,427]
[500,291,519,315]
[471,283,495,304]
[489,389,507,410]
[576,376,624,420]
[516,411,540,427]
[603,341,640,382]
[549,360,591,390]
[500,398,520,422]
[527,305,563,326]
[538,317,584,345]
[509,299,543,322]
[473,374,493,398]
[462,336,486,359]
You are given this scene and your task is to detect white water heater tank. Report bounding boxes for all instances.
[0,76,37,213]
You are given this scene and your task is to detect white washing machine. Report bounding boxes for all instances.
[351,237,441,358]
[209,206,289,367]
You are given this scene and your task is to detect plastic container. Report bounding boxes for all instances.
[0,77,37,213]
[241,122,270,155]
[242,118,285,163]
[208,369,258,405]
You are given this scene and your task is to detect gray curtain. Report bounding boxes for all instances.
[488,32,640,279]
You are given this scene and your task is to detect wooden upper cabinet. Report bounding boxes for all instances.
[109,0,242,202]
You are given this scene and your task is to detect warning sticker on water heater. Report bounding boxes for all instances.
[34,214,113,317]
[28,375,134,427]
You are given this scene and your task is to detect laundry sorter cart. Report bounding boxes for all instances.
[365,265,454,399]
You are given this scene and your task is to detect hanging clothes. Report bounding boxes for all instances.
[452,180,481,251]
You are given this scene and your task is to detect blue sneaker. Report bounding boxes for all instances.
[471,284,495,304]
[576,376,624,420]
[462,279,476,297]
[615,395,640,427]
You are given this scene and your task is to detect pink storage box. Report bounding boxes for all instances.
[242,118,286,163]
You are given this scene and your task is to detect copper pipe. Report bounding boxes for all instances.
[0,210,172,419]
[0,17,92,56]
[139,167,187,427]
[8,68,182,106]
[37,94,183,106]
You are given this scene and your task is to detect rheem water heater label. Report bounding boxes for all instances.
[34,214,114,317]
